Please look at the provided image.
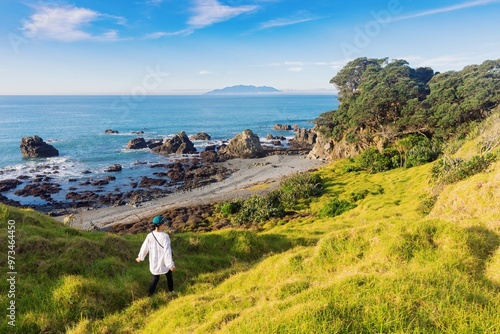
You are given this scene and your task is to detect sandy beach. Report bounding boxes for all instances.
[58,154,325,230]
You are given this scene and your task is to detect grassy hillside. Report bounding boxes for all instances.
[1,112,499,333]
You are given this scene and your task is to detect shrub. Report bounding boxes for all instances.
[357,147,397,173]
[215,200,242,217]
[279,172,323,208]
[349,189,370,202]
[319,198,357,218]
[233,194,285,226]
[430,153,497,184]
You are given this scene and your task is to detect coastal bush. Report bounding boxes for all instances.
[349,189,370,202]
[430,153,497,184]
[279,172,323,208]
[319,198,357,218]
[215,200,243,217]
[357,147,397,173]
[232,193,285,226]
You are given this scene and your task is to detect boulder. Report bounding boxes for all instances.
[273,124,292,131]
[189,132,211,141]
[146,139,163,149]
[289,128,317,148]
[20,136,59,158]
[139,177,167,188]
[152,131,197,155]
[220,129,264,159]
[127,137,148,150]
[105,129,119,134]
[105,164,122,172]
[0,179,22,192]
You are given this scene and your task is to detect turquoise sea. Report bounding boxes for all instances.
[0,95,338,207]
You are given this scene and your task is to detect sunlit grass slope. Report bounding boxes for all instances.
[73,120,498,333]
[1,111,499,333]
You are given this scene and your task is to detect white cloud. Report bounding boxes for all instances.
[198,70,212,75]
[145,30,192,39]
[144,0,258,38]
[21,4,125,42]
[258,11,319,30]
[188,0,258,29]
[392,0,500,22]
[288,67,303,72]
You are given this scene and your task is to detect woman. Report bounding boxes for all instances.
[136,215,176,297]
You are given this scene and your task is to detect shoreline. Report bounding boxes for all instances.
[56,154,325,230]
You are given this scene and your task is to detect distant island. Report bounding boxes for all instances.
[205,85,281,95]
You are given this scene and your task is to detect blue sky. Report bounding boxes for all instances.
[0,0,499,94]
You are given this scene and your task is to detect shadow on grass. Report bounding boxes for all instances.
[171,230,313,293]
[465,226,500,277]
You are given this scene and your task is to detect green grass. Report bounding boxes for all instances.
[1,112,500,333]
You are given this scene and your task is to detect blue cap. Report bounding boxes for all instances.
[152,216,166,226]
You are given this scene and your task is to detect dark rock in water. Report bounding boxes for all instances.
[205,145,217,151]
[105,129,119,134]
[82,170,92,174]
[219,129,264,159]
[0,179,22,192]
[273,124,292,131]
[14,182,61,199]
[127,137,148,150]
[266,134,286,140]
[189,132,211,141]
[146,139,163,149]
[20,136,59,158]
[132,131,144,135]
[151,131,197,155]
[91,176,116,186]
[105,164,122,172]
[139,177,167,188]
[0,193,21,207]
[66,191,99,202]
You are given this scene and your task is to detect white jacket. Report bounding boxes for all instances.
[137,231,175,275]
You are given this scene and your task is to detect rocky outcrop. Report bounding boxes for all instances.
[152,131,197,155]
[20,136,59,158]
[105,129,119,134]
[105,164,122,172]
[127,137,148,150]
[308,131,367,160]
[189,132,211,141]
[274,124,292,131]
[289,128,317,149]
[146,139,163,149]
[0,179,22,192]
[219,129,264,158]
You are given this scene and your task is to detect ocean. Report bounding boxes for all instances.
[0,94,338,207]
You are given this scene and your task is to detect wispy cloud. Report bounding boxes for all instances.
[188,0,258,29]
[288,67,303,72]
[392,0,500,22]
[258,11,319,30]
[145,30,191,39]
[198,70,212,75]
[21,4,126,42]
[146,0,258,38]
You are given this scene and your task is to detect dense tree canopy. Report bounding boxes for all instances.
[316,58,500,147]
